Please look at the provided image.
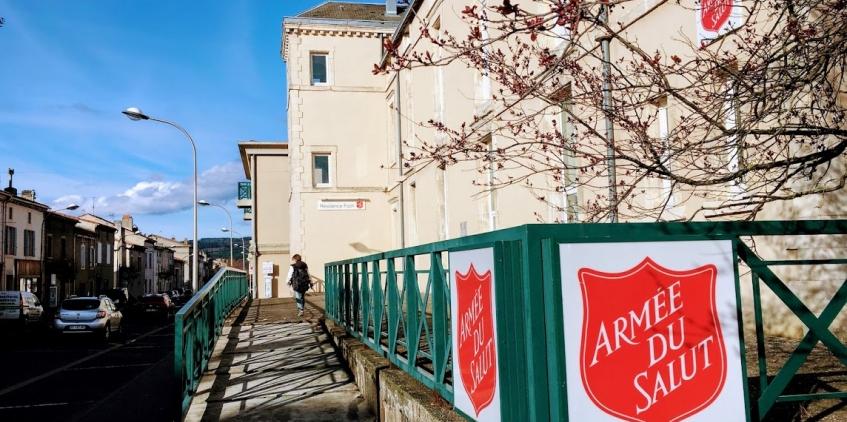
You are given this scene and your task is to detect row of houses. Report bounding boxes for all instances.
[1,171,213,308]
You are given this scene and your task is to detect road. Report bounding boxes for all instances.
[0,314,177,422]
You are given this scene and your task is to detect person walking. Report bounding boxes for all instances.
[286,254,311,317]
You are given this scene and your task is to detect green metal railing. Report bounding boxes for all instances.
[174,267,248,417]
[238,181,251,200]
[325,220,847,421]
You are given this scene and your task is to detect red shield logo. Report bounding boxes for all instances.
[701,0,732,31]
[578,257,726,421]
[456,264,497,416]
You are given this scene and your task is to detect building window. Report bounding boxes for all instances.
[4,227,16,255]
[7,207,12,221]
[80,244,87,270]
[60,237,67,259]
[46,235,54,258]
[89,245,95,268]
[312,154,331,187]
[310,53,328,85]
[27,212,32,224]
[96,241,102,264]
[23,230,35,257]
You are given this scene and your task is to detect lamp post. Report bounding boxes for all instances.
[198,200,233,267]
[222,228,246,270]
[122,107,199,291]
[234,243,247,271]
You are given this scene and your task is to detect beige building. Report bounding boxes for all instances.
[241,1,845,330]
[238,142,292,298]
[1,186,48,293]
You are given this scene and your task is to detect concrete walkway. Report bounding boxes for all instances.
[185,296,374,421]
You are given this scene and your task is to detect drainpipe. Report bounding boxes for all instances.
[599,3,619,222]
[395,71,406,248]
[251,154,259,299]
[1,196,6,290]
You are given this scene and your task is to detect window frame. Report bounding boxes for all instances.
[310,52,329,86]
[312,153,332,188]
[4,226,16,255]
[23,229,35,257]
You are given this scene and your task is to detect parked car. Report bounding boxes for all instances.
[54,296,122,342]
[0,291,44,328]
[104,288,129,310]
[139,294,173,319]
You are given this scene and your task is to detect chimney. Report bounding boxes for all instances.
[386,0,398,15]
[4,168,17,196]
[121,214,134,230]
[20,190,36,201]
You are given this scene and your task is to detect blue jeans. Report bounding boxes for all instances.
[294,291,305,311]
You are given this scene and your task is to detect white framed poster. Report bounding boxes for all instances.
[449,247,502,421]
[697,0,744,45]
[559,240,747,422]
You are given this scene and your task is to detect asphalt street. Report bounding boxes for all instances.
[0,315,176,422]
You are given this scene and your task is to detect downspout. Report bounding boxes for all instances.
[1,197,6,290]
[599,4,619,222]
[251,153,259,299]
[395,71,406,248]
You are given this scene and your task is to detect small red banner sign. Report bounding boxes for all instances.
[456,264,498,416]
[578,257,727,422]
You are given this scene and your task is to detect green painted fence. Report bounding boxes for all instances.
[174,267,248,417]
[325,220,847,421]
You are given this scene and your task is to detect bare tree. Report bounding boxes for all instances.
[378,0,847,222]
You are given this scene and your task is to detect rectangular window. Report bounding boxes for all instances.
[310,53,328,85]
[4,227,16,255]
[312,154,331,187]
[96,241,102,264]
[60,237,67,259]
[23,230,35,257]
[46,235,54,258]
[89,245,95,268]
[27,212,32,224]
[80,244,86,270]
[7,207,12,221]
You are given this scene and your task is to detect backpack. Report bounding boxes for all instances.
[291,265,311,293]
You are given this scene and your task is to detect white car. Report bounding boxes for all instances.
[0,291,44,328]
[54,296,123,342]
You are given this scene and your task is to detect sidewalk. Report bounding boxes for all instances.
[185,295,373,421]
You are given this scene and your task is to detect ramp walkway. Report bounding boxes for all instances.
[185,296,373,421]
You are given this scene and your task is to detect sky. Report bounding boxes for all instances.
[0,0,355,240]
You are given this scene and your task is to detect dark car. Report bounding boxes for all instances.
[139,294,173,320]
[104,288,129,310]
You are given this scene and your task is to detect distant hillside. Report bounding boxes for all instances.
[199,237,251,260]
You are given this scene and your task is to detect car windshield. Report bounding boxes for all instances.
[62,299,100,310]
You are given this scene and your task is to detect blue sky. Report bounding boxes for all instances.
[0,0,348,239]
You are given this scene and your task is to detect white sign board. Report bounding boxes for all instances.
[317,199,365,211]
[697,0,744,45]
[262,261,274,275]
[559,240,746,421]
[264,275,272,298]
[449,248,501,421]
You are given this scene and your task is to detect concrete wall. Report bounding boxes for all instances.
[325,320,464,422]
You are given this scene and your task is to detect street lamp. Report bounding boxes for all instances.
[198,200,233,267]
[123,106,199,291]
[52,203,80,212]
[222,228,246,270]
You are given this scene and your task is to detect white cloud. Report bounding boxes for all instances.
[51,161,244,216]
